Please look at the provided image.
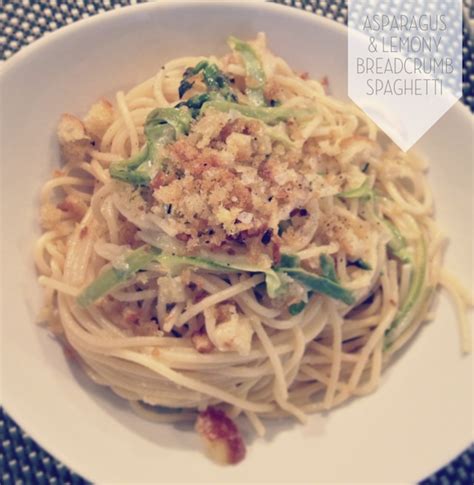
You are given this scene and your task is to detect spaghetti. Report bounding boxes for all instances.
[35,34,472,463]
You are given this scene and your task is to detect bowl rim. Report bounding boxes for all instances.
[1,1,472,482]
[0,0,346,76]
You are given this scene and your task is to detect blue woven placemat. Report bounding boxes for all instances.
[1,1,473,483]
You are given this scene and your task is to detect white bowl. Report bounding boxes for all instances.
[1,2,472,483]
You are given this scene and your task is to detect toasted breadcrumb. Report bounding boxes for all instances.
[40,203,65,230]
[213,303,254,356]
[57,114,93,163]
[195,406,246,465]
[191,328,215,353]
[57,194,88,221]
[152,109,312,254]
[83,98,115,140]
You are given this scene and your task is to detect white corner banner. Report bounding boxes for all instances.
[348,0,463,151]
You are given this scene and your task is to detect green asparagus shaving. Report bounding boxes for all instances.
[320,254,338,281]
[227,36,266,106]
[276,253,353,304]
[178,60,236,101]
[350,259,372,270]
[145,107,192,137]
[202,63,234,98]
[178,79,194,99]
[178,60,207,98]
[157,253,285,298]
[202,100,314,126]
[176,92,214,118]
[276,266,355,305]
[176,61,237,118]
[178,60,205,98]
[279,253,300,268]
[78,244,352,308]
[337,179,374,200]
[77,246,162,307]
[78,246,287,308]
[109,108,191,186]
[384,219,411,263]
[109,145,156,186]
[157,253,249,273]
[264,270,289,298]
[384,237,427,346]
[288,300,306,315]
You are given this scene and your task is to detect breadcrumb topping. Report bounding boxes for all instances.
[152,108,314,256]
[57,113,93,163]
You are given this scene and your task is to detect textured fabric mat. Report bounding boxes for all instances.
[1,1,473,483]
